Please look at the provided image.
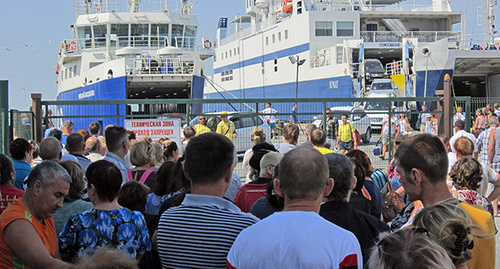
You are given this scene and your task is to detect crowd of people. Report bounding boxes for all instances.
[0,102,498,268]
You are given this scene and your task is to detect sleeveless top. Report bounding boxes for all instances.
[492,127,500,163]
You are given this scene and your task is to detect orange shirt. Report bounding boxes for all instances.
[0,199,57,269]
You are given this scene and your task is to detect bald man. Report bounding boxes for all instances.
[85,137,106,162]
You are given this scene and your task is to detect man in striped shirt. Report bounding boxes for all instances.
[156,132,259,269]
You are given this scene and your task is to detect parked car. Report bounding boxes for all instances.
[188,113,271,153]
[313,106,372,144]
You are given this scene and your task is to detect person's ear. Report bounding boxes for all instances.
[223,164,233,184]
[182,161,191,182]
[273,179,283,197]
[323,178,334,197]
[32,180,43,196]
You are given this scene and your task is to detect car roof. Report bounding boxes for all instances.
[371,79,393,83]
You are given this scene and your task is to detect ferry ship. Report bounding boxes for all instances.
[206,0,500,112]
[55,0,213,129]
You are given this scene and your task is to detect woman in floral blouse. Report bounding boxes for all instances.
[450,156,494,215]
[59,160,151,261]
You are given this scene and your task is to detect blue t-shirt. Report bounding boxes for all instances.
[290,108,298,123]
[12,159,32,190]
[61,134,68,146]
[59,207,151,260]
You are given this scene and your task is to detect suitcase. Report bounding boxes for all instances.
[373,138,382,156]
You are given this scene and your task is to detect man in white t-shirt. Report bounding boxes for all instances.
[260,103,278,139]
[227,147,362,269]
[453,106,466,125]
[449,120,478,158]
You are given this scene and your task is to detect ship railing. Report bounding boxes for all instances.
[451,34,500,50]
[220,25,258,46]
[361,31,461,43]
[62,36,213,54]
[132,57,195,75]
[75,0,189,15]
[365,4,452,12]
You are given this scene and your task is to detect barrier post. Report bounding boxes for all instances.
[0,81,8,154]
[31,93,42,142]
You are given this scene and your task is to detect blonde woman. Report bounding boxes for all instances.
[369,228,455,269]
[413,203,476,269]
[243,128,266,182]
[128,140,157,192]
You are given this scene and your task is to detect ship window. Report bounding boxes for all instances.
[69,67,72,78]
[315,21,333,36]
[131,24,149,47]
[285,30,288,39]
[171,24,184,47]
[225,51,228,58]
[221,53,224,60]
[93,25,107,48]
[274,59,278,64]
[65,69,68,80]
[111,24,129,48]
[214,55,216,62]
[74,65,77,76]
[234,48,236,56]
[151,24,169,47]
[272,34,275,43]
[266,36,269,45]
[238,47,240,54]
[337,21,354,37]
[230,50,232,57]
[274,66,278,72]
[77,26,92,49]
[278,32,281,41]
[184,25,197,49]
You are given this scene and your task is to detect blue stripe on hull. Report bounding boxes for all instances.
[203,76,354,120]
[57,77,127,131]
[414,69,453,98]
[214,43,310,74]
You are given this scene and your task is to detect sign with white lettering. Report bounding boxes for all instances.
[124,118,181,145]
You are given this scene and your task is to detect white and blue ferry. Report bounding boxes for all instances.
[207,0,500,113]
[56,0,213,129]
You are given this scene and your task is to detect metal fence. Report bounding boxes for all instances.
[10,110,34,143]
[34,97,466,178]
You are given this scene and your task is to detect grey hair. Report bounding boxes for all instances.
[324,153,354,202]
[25,161,72,189]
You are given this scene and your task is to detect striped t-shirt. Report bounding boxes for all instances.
[157,194,259,268]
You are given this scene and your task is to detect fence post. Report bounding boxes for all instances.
[322,102,327,131]
[116,104,120,126]
[0,81,8,154]
[31,93,42,143]
[443,74,451,139]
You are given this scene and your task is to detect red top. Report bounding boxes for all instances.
[0,186,24,215]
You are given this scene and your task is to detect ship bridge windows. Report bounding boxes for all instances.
[93,25,107,48]
[151,24,169,47]
[337,21,354,37]
[111,24,129,48]
[221,70,233,82]
[315,21,333,36]
[184,25,197,49]
[171,24,184,47]
[131,24,149,47]
[77,26,92,49]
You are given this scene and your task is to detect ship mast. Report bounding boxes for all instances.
[484,0,497,47]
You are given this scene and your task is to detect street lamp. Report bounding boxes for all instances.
[289,55,306,98]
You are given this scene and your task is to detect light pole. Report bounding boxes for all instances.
[289,55,306,98]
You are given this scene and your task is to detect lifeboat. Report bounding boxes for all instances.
[282,0,292,13]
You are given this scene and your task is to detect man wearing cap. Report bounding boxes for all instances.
[216,111,237,143]
[379,107,399,160]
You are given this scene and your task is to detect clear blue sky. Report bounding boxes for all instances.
[0,0,495,110]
